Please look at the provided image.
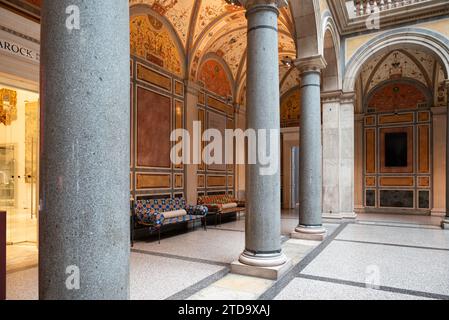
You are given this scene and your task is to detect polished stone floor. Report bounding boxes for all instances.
[6,212,449,300]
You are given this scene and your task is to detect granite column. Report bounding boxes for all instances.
[39,0,130,299]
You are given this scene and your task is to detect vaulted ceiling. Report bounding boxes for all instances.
[8,0,301,102]
[358,48,448,108]
[129,0,297,102]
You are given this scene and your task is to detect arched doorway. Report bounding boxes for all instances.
[362,79,433,213]
[344,32,449,215]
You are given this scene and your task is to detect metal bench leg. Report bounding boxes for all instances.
[130,215,134,247]
[158,228,161,244]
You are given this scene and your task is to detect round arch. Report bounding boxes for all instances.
[197,54,235,99]
[344,28,449,93]
[322,14,341,91]
[290,0,322,59]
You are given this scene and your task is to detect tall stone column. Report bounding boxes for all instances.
[185,81,199,205]
[39,0,130,299]
[354,113,365,213]
[322,91,342,219]
[432,107,446,217]
[292,56,327,241]
[339,93,357,219]
[322,92,357,220]
[233,0,288,273]
[234,103,246,200]
[444,80,449,229]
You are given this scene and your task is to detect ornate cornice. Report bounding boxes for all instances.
[341,91,356,104]
[321,90,342,103]
[321,90,356,104]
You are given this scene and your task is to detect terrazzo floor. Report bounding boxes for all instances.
[5,212,449,300]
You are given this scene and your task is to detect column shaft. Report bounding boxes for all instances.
[39,0,130,299]
[339,95,356,218]
[240,3,286,267]
[322,95,341,218]
[445,80,449,227]
[298,71,323,227]
[185,82,199,205]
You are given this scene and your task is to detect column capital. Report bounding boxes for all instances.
[240,0,288,10]
[294,55,327,75]
[431,106,447,116]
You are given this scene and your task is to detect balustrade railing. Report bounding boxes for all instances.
[353,0,430,16]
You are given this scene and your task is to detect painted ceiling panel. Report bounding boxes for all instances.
[361,50,436,93]
[281,68,300,96]
[129,0,195,48]
[192,0,242,44]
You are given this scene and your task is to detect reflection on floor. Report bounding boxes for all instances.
[6,209,38,244]
[4,208,38,272]
[7,243,38,273]
[6,211,449,300]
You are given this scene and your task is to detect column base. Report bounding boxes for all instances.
[322,213,343,220]
[431,208,446,217]
[341,212,358,219]
[231,253,292,280]
[442,219,449,230]
[291,225,327,241]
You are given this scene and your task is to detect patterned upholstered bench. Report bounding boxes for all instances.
[132,197,208,244]
[198,194,245,226]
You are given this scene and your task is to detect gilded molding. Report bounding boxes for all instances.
[0,88,18,126]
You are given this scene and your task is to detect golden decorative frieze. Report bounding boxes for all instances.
[0,88,18,126]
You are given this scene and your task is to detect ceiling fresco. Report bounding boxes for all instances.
[359,48,448,108]
[9,0,299,104]
[129,0,297,103]
[198,59,232,98]
[360,50,436,94]
[129,0,194,48]
[130,14,183,76]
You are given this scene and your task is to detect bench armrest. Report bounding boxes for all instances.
[135,208,165,229]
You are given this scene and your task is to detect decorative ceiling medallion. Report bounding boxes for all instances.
[0,89,18,126]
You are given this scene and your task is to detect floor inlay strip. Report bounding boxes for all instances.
[355,220,439,230]
[131,249,229,267]
[334,239,449,252]
[166,267,230,300]
[259,222,349,300]
[297,273,449,300]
